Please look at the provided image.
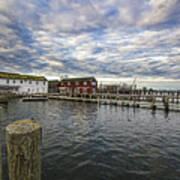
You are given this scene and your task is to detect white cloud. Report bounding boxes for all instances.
[138,0,179,27]
[0,0,179,80]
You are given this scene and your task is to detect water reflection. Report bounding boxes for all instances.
[1,100,180,180]
[164,111,169,119]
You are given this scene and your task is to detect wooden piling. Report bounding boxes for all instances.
[176,95,179,104]
[6,119,42,180]
[98,96,100,106]
[0,107,2,180]
[163,97,169,112]
[121,101,125,106]
[133,97,136,107]
[151,96,156,110]
[171,95,174,103]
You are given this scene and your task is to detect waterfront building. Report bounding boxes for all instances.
[99,84,120,93]
[48,80,60,93]
[59,77,97,96]
[0,72,48,94]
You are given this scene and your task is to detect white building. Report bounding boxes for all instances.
[0,72,48,94]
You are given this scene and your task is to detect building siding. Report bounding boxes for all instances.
[0,78,48,94]
[59,77,97,96]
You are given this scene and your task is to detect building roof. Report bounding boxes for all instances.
[61,77,96,82]
[0,72,47,81]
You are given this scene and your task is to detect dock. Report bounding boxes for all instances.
[22,97,48,102]
[48,94,180,112]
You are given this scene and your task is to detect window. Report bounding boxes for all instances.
[75,82,79,86]
[68,82,71,86]
[29,80,32,84]
[6,79,9,84]
[84,81,87,85]
[36,81,39,85]
[20,80,23,84]
[91,82,96,86]
[43,81,46,85]
[13,79,16,84]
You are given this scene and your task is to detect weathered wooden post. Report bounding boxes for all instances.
[137,95,140,102]
[121,101,125,106]
[133,96,136,107]
[176,94,179,104]
[6,119,42,180]
[172,95,174,104]
[0,107,3,180]
[151,96,156,110]
[163,97,169,112]
[136,95,140,108]
[98,96,100,106]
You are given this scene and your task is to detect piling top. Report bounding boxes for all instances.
[6,119,41,135]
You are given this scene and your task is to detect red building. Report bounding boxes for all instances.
[59,77,97,96]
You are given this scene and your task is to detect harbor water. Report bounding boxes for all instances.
[1,99,180,180]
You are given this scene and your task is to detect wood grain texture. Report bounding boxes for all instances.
[6,119,42,180]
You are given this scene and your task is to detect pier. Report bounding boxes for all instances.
[48,90,180,112]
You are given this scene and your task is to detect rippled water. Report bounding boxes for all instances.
[1,99,180,180]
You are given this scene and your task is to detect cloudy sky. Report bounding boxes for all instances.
[0,0,180,80]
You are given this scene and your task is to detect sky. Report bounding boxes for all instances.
[0,0,180,82]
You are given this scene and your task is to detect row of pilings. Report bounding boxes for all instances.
[60,89,180,102]
[49,93,176,112]
[62,90,180,106]
[98,89,180,97]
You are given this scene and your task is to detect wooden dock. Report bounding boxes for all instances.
[22,97,48,102]
[48,95,180,112]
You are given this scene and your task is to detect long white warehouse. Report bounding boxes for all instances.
[0,72,48,94]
